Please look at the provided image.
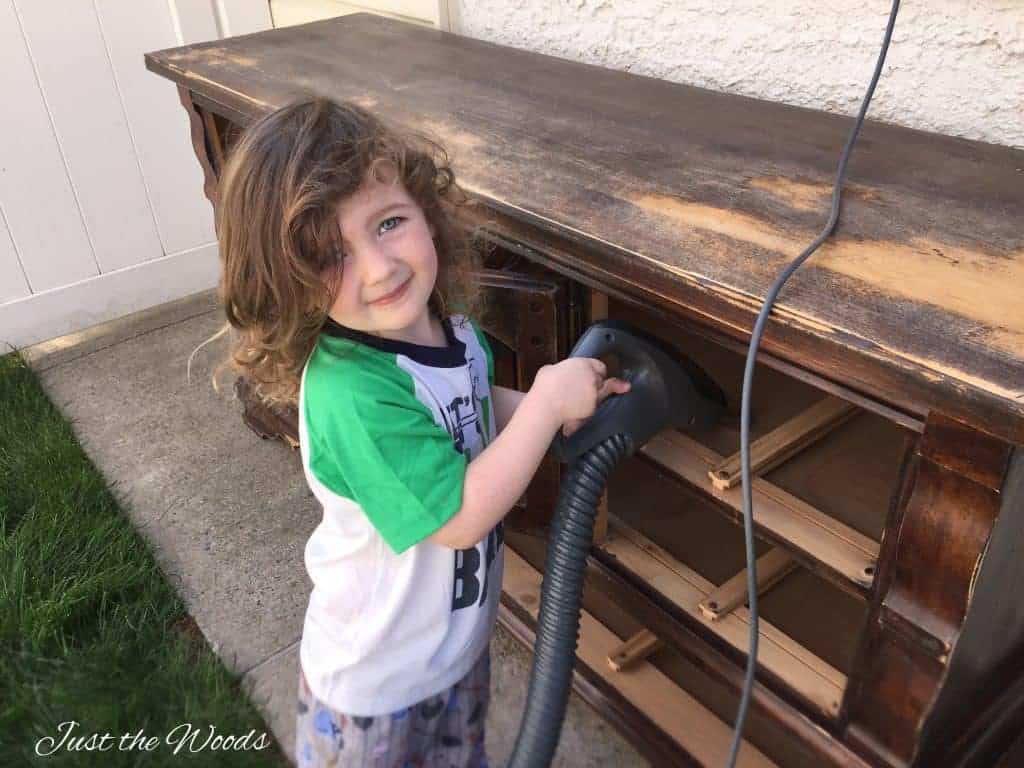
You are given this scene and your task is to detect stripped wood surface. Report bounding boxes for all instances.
[601,516,847,718]
[502,548,778,767]
[145,13,1024,444]
[710,398,859,490]
[699,548,798,621]
[607,629,664,672]
[640,428,879,592]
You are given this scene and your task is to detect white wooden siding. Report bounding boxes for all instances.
[0,0,437,352]
[0,0,97,296]
[270,0,446,30]
[0,1,275,352]
[214,0,276,36]
[16,1,164,276]
[0,207,30,307]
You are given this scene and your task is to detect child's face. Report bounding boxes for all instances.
[325,166,438,341]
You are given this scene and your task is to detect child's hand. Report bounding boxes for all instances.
[532,358,631,434]
[561,375,631,437]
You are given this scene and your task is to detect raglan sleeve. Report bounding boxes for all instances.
[310,386,466,555]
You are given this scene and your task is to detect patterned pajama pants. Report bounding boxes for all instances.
[295,647,491,768]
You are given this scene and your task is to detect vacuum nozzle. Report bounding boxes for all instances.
[551,319,727,463]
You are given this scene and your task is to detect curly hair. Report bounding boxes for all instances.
[193,97,490,409]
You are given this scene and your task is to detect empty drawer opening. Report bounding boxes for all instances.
[598,456,864,720]
[603,298,914,596]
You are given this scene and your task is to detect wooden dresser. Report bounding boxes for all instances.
[146,14,1024,768]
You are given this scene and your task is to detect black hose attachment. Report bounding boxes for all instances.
[507,432,634,768]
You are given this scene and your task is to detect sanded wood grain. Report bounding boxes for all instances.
[710,398,859,490]
[640,428,879,593]
[699,548,798,621]
[600,517,846,718]
[502,548,777,767]
[144,13,1024,444]
[607,629,664,672]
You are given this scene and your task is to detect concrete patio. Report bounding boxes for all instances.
[20,288,648,767]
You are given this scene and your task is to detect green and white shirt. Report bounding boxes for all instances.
[297,312,504,715]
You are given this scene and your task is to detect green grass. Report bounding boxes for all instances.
[0,351,288,766]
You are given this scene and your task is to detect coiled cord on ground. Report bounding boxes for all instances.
[508,433,634,768]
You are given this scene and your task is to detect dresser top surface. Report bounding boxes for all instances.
[147,14,1024,443]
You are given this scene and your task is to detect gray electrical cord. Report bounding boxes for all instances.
[725,2,902,764]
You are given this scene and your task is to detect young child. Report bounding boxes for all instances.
[209,97,629,767]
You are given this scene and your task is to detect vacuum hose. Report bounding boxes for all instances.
[501,319,726,767]
[507,433,634,768]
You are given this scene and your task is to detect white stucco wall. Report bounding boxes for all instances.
[453,0,1023,150]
